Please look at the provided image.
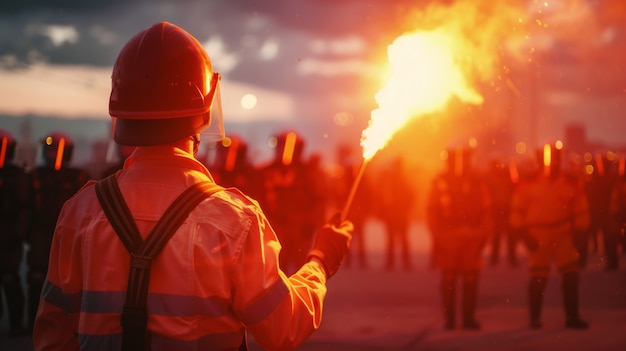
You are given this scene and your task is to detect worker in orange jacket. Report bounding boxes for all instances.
[426,144,492,330]
[510,142,590,329]
[33,22,353,351]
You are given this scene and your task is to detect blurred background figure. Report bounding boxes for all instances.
[485,157,517,267]
[25,131,90,330]
[259,131,321,275]
[208,135,262,199]
[333,144,372,270]
[584,153,619,270]
[306,152,332,241]
[510,141,590,329]
[0,129,30,337]
[426,144,492,330]
[609,156,626,268]
[377,155,416,271]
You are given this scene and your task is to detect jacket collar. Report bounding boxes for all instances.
[123,145,215,181]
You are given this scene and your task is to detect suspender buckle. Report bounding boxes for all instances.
[130,254,152,270]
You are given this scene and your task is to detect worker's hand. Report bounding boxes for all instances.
[307,213,353,278]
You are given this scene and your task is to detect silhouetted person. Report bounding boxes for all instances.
[426,145,492,330]
[207,135,262,199]
[378,156,416,271]
[307,153,331,240]
[260,131,321,275]
[584,154,618,270]
[26,131,89,330]
[510,142,590,329]
[609,157,626,267]
[0,129,30,336]
[485,158,517,267]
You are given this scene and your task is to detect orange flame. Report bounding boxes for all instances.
[357,0,543,161]
[360,29,484,161]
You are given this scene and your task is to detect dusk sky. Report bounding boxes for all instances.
[0,0,624,167]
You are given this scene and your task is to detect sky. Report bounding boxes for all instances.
[0,0,625,168]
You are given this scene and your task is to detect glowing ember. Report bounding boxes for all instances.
[360,29,484,161]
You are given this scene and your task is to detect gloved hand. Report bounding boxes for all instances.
[307,213,353,278]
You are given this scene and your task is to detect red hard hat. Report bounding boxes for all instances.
[41,131,74,169]
[109,22,222,146]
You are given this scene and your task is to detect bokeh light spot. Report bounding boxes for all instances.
[241,94,257,109]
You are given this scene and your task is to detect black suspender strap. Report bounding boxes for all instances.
[95,175,223,351]
[95,175,142,252]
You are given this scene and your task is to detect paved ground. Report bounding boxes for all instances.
[3,220,626,350]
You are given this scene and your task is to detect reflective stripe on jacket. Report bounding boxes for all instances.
[33,145,327,351]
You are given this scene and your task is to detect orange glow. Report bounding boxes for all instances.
[225,138,239,172]
[54,137,65,171]
[509,160,520,184]
[543,144,551,177]
[0,137,7,168]
[454,146,464,177]
[281,132,297,166]
[594,153,605,176]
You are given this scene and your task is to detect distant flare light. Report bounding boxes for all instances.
[281,132,298,166]
[54,137,65,171]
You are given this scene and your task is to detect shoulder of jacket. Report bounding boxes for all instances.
[210,187,260,209]
[65,180,97,204]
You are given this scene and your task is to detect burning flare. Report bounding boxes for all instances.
[342,25,490,221]
[342,0,530,220]
[361,28,484,161]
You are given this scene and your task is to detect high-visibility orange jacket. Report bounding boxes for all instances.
[509,173,590,276]
[33,146,328,351]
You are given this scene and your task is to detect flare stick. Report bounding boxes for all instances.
[340,160,369,222]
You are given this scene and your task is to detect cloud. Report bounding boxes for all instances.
[1,0,625,159]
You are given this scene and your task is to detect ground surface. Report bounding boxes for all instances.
[3,220,625,350]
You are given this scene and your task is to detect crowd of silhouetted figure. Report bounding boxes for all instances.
[2,127,625,336]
